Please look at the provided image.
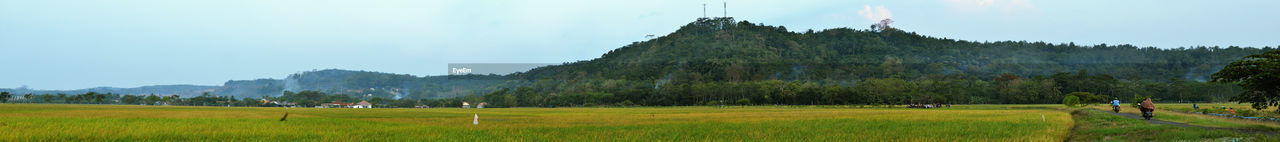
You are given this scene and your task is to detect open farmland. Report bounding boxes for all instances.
[0,104,1072,141]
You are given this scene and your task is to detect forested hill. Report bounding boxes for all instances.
[5,18,1273,106]
[515,17,1270,82]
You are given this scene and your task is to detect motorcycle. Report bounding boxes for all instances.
[1142,111,1153,120]
[1112,105,1120,113]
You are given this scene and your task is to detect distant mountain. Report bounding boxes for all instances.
[207,69,507,99]
[3,85,218,97]
[3,69,508,99]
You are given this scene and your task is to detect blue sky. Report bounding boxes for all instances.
[2,0,1277,90]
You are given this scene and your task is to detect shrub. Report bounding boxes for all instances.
[735,98,751,106]
[1062,95,1081,108]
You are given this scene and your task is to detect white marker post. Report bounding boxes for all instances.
[473,114,479,125]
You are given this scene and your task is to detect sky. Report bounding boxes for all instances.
[1,0,1278,90]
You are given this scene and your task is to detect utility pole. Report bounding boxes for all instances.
[703,4,707,18]
[723,2,727,17]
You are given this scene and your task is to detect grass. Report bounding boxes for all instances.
[1066,108,1248,141]
[0,104,1073,141]
[1158,103,1280,118]
[1086,104,1280,130]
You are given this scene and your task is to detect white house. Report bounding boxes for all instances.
[462,102,471,108]
[354,100,372,108]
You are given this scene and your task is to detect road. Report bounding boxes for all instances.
[1092,109,1277,136]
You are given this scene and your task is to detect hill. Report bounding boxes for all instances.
[517,17,1268,81]
[4,18,1271,105]
[488,17,1269,106]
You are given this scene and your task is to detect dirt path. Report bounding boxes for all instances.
[1090,109,1278,136]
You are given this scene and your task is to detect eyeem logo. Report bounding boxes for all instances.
[451,67,472,75]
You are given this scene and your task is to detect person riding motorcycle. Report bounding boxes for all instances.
[1111,98,1121,113]
[1139,98,1155,120]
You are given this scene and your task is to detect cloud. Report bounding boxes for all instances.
[856,5,893,23]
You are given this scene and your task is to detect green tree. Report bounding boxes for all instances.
[1066,92,1103,106]
[56,93,67,103]
[41,94,53,103]
[121,95,141,105]
[1212,49,1280,112]
[144,94,161,105]
[1062,95,1080,108]
[0,92,10,103]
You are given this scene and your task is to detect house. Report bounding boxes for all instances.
[354,100,373,108]
[321,101,354,108]
[477,102,487,108]
[462,102,471,108]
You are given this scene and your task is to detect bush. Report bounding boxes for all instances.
[735,98,751,106]
[1062,95,1081,107]
[1066,92,1102,106]
[616,100,635,106]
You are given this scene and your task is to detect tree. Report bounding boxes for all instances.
[57,93,67,103]
[41,94,53,103]
[1212,49,1280,112]
[1062,95,1080,108]
[0,92,10,103]
[93,92,106,104]
[1066,92,1103,106]
[121,95,141,105]
[144,94,161,105]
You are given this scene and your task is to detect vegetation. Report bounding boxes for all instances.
[1063,95,1080,107]
[1066,108,1264,141]
[501,17,1267,107]
[0,104,1072,141]
[1212,49,1280,112]
[1088,104,1280,129]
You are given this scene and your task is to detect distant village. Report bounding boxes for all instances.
[256,98,487,109]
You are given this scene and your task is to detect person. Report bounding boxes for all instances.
[1193,103,1198,110]
[1111,98,1121,112]
[1140,98,1155,119]
[1229,107,1236,117]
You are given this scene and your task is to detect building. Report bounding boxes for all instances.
[477,102,487,108]
[354,100,373,108]
[321,101,354,108]
[462,102,471,108]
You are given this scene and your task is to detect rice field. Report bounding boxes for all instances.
[0,104,1072,141]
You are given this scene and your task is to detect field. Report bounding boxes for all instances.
[0,104,1072,141]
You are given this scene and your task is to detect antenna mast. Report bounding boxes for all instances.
[703,4,707,18]
[723,2,727,17]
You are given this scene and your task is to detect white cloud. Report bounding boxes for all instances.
[856,5,893,23]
